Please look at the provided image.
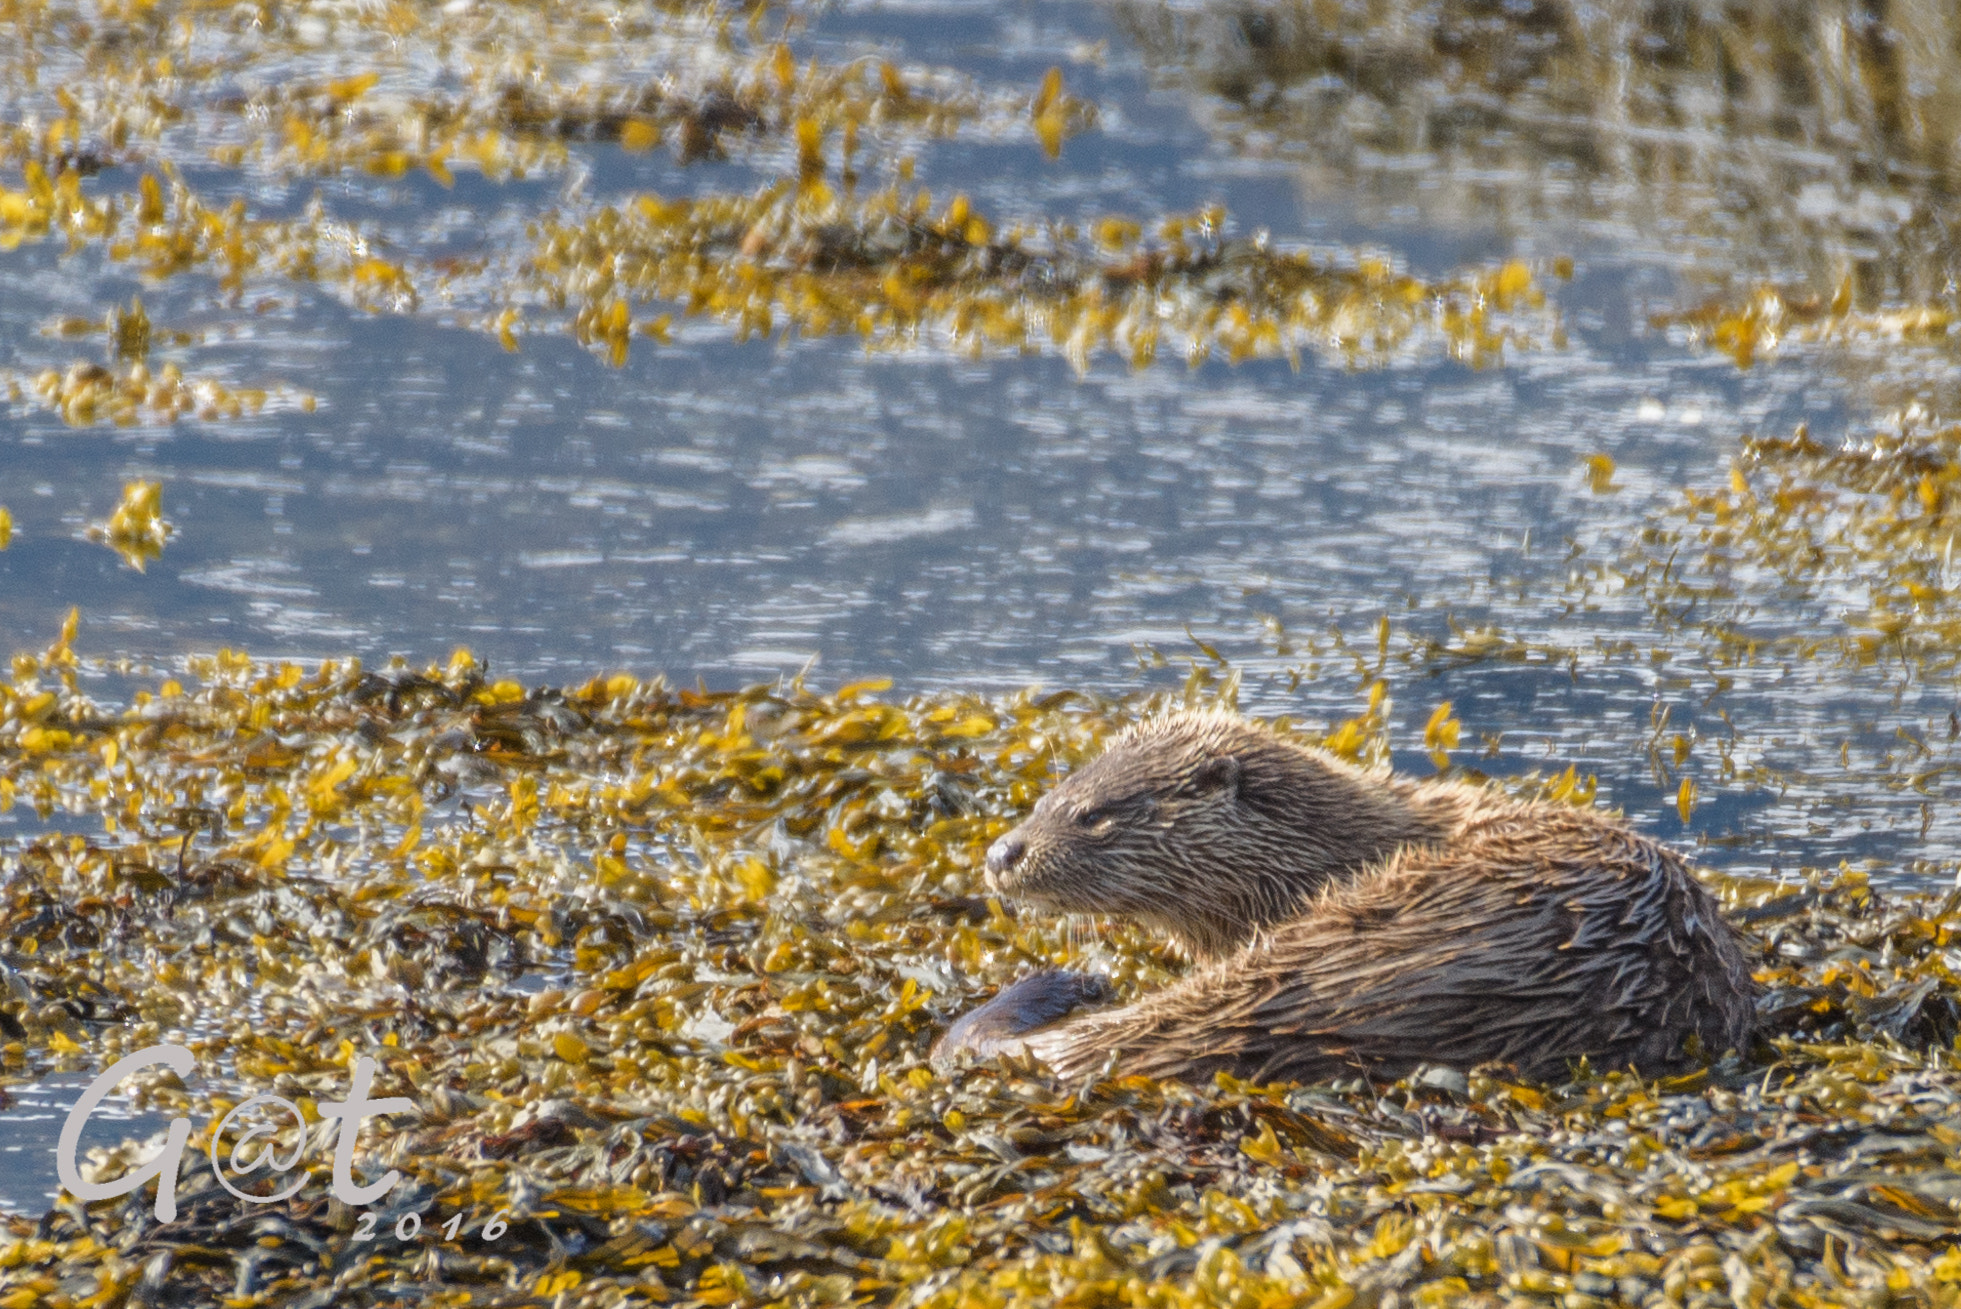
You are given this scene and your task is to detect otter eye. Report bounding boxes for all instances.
[1076,806,1121,835]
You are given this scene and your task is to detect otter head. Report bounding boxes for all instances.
[983,710,1437,961]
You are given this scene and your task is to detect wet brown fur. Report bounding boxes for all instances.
[985,710,1758,1084]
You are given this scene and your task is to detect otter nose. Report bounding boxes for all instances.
[985,832,1027,877]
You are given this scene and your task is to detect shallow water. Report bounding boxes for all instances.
[4,0,1961,1216]
[0,1078,175,1217]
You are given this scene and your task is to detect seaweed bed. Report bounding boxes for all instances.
[1,623,1960,1308]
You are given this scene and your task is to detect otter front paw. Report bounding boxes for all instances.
[931,970,1112,1070]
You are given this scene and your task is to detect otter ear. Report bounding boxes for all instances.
[1192,754,1242,800]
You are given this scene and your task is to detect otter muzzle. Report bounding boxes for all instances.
[984,832,1026,884]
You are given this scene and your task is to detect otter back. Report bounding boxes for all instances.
[1022,800,1757,1083]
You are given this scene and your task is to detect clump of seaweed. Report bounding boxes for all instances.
[3,357,312,429]
[0,621,1958,1306]
[0,155,1556,378]
[1655,284,1960,370]
[1622,420,1961,676]
[529,187,1553,370]
[0,296,311,428]
[221,50,1093,178]
[0,163,426,314]
[83,482,174,571]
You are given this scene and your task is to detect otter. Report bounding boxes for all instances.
[943,710,1757,1084]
